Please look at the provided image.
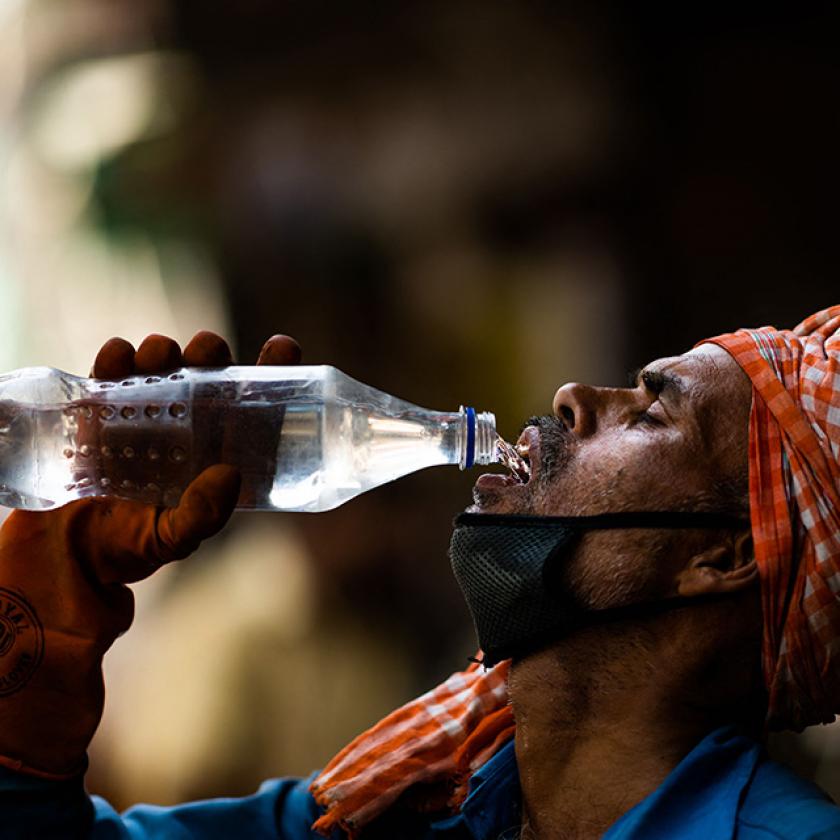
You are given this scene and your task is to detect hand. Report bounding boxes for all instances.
[0,331,301,777]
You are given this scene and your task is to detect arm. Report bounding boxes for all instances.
[0,764,325,839]
[0,331,317,838]
[92,776,324,839]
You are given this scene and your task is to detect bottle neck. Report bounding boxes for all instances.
[459,406,497,469]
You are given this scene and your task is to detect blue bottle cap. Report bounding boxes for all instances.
[464,406,476,469]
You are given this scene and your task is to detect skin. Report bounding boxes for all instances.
[473,344,765,839]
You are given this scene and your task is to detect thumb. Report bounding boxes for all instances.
[157,465,241,562]
[71,465,241,585]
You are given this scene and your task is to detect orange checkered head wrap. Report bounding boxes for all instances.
[702,305,840,731]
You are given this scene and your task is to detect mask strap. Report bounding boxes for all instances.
[454,511,750,530]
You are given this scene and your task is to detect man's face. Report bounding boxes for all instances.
[470,344,753,609]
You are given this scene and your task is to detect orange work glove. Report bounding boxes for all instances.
[0,330,301,778]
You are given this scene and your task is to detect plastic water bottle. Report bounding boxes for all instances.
[0,365,498,512]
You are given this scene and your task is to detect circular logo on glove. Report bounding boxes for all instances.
[0,588,44,696]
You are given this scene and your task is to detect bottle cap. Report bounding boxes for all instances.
[460,406,497,469]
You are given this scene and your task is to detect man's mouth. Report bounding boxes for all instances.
[497,436,531,483]
[473,425,540,494]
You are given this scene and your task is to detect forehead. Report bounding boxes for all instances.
[647,344,752,467]
[648,344,751,404]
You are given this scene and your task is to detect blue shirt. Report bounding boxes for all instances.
[2,726,839,838]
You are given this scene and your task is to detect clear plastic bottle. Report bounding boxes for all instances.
[0,365,497,512]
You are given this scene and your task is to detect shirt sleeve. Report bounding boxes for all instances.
[0,766,329,839]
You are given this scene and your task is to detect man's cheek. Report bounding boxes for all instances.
[565,452,642,509]
[561,537,657,611]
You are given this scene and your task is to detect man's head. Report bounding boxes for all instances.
[457,305,840,732]
[468,343,757,618]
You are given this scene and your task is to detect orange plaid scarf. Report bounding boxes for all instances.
[703,305,840,731]
[310,659,514,838]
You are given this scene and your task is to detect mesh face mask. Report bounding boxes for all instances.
[449,511,749,666]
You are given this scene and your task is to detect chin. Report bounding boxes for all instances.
[468,477,532,514]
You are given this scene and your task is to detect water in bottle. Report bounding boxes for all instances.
[0,365,499,512]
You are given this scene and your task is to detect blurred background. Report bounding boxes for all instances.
[0,0,837,809]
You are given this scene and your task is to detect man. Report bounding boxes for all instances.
[0,309,839,838]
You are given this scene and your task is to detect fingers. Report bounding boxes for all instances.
[69,466,241,585]
[92,334,182,379]
[257,334,302,365]
[183,331,233,367]
[94,330,299,377]
[92,338,135,379]
[134,334,183,375]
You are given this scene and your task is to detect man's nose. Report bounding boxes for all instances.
[552,382,600,437]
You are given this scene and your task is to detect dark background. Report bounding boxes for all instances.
[4,0,838,810]
[117,2,838,365]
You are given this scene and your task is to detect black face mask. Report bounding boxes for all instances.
[449,511,750,667]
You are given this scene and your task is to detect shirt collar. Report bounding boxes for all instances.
[604,726,761,840]
[430,738,520,840]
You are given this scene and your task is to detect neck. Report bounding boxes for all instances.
[509,600,763,840]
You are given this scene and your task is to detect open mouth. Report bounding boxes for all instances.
[497,437,531,484]
[474,425,539,492]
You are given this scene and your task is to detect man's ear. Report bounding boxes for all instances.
[675,531,758,598]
